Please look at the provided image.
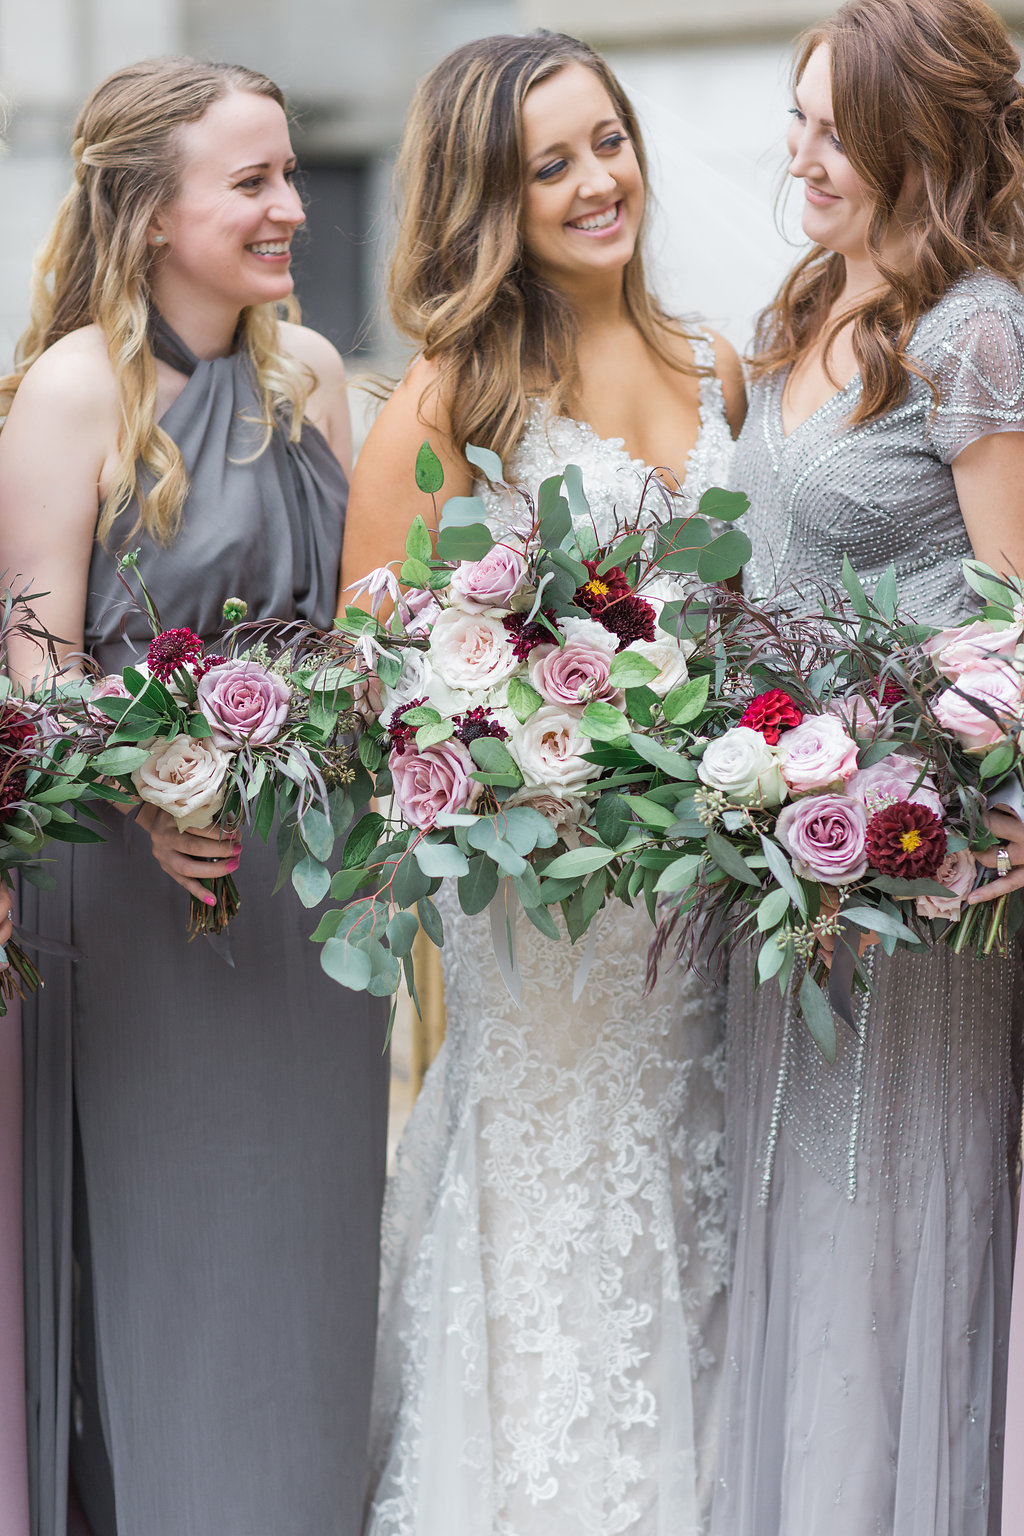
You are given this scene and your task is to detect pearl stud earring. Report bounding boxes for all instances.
[152,235,166,245]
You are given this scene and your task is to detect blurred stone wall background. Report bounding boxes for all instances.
[6,0,1020,375]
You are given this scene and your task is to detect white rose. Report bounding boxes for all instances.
[560,616,619,654]
[132,734,231,832]
[621,637,691,697]
[381,648,434,724]
[427,608,519,691]
[640,572,691,619]
[697,725,788,806]
[508,704,601,792]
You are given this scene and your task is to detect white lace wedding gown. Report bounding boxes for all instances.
[365,332,735,1536]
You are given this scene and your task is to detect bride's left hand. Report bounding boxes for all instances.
[967,808,1024,904]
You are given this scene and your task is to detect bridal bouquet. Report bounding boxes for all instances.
[646,558,1024,1058]
[318,441,750,1011]
[55,553,366,938]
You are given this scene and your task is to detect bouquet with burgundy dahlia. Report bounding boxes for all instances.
[645,558,1024,1059]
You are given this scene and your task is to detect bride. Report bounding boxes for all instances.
[342,31,745,1534]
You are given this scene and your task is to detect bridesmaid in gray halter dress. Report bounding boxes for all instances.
[714,5,1024,1533]
[0,61,387,1536]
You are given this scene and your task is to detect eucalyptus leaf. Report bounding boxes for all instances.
[465,442,505,484]
[561,462,591,522]
[654,853,703,893]
[622,794,677,831]
[538,475,572,548]
[436,523,494,562]
[695,529,752,584]
[417,895,444,947]
[415,719,455,750]
[698,486,749,523]
[757,935,788,984]
[413,840,470,878]
[799,969,837,1063]
[597,533,647,573]
[321,937,373,990]
[93,745,152,775]
[541,845,615,878]
[291,854,331,908]
[389,853,432,907]
[385,909,420,957]
[705,829,761,886]
[299,807,335,863]
[594,791,634,849]
[415,440,445,494]
[523,901,560,940]
[627,732,695,780]
[755,886,792,931]
[342,810,386,869]
[439,495,490,529]
[458,853,499,914]
[838,904,913,939]
[758,832,809,916]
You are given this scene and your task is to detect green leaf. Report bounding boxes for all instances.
[757,936,788,983]
[756,886,792,931]
[400,557,433,588]
[662,674,710,726]
[189,713,212,739]
[545,547,589,585]
[357,733,383,771]
[507,675,543,724]
[698,486,749,523]
[622,793,677,831]
[386,909,420,957]
[458,852,499,914]
[468,736,522,782]
[607,651,660,689]
[93,744,152,775]
[538,474,572,548]
[389,853,432,907]
[309,908,346,942]
[962,559,1024,610]
[866,874,956,898]
[436,524,494,562]
[705,829,761,886]
[415,440,445,494]
[627,732,696,780]
[417,895,444,947]
[523,901,560,941]
[541,845,616,878]
[366,943,403,997]
[594,791,634,848]
[654,853,703,893]
[579,700,630,741]
[405,513,433,565]
[465,442,505,483]
[597,533,647,573]
[299,807,335,863]
[321,936,373,990]
[695,529,752,584]
[799,969,837,1063]
[840,554,871,618]
[624,685,659,727]
[500,807,558,855]
[413,839,470,878]
[980,740,1015,781]
[291,854,331,908]
[439,495,490,529]
[415,719,455,750]
[342,810,386,869]
[758,832,808,917]
[328,788,355,837]
[873,563,898,620]
[400,704,442,726]
[464,818,527,876]
[561,463,591,523]
[838,904,914,940]
[330,866,374,902]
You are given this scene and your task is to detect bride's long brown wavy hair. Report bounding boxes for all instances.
[0,58,311,547]
[388,30,702,465]
[753,0,1024,422]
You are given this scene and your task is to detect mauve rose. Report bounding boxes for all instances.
[776,794,869,884]
[697,726,787,807]
[924,618,1022,680]
[932,660,1024,752]
[428,608,518,692]
[777,715,859,793]
[509,704,601,792]
[197,660,291,748]
[448,545,528,612]
[90,675,131,701]
[391,738,482,830]
[916,847,978,920]
[846,752,944,819]
[132,735,231,832]
[529,641,624,708]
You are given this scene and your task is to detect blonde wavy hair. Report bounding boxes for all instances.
[389,31,703,465]
[753,0,1024,422]
[0,57,311,546]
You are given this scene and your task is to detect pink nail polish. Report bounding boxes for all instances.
[226,858,240,874]
[204,894,216,906]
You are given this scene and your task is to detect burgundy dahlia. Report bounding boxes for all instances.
[874,678,904,708]
[503,611,557,661]
[575,560,632,613]
[739,688,804,745]
[865,799,947,879]
[597,593,657,651]
[454,707,509,747]
[147,627,204,682]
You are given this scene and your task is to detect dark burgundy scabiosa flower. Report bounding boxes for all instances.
[865,799,947,879]
[739,688,804,745]
[385,697,427,753]
[503,610,557,661]
[453,707,509,747]
[873,678,904,709]
[0,704,38,754]
[147,627,204,682]
[192,653,228,682]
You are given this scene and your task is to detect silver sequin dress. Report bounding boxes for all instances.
[713,270,1024,1536]
[365,332,734,1536]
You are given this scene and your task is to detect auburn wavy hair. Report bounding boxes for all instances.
[0,57,311,547]
[388,30,702,465]
[752,0,1024,423]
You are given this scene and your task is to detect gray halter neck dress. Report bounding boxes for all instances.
[21,316,388,1536]
[713,269,1024,1536]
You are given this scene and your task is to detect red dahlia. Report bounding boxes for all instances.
[865,799,947,879]
[739,689,803,745]
[147,627,204,682]
[0,759,27,822]
[454,707,509,747]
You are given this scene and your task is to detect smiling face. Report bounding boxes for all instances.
[148,89,304,325]
[519,61,644,294]
[788,44,875,262]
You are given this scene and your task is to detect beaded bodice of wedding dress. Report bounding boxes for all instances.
[365,332,735,1536]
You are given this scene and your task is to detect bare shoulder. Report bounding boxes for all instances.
[276,320,346,388]
[8,325,118,427]
[384,353,450,433]
[703,328,747,437]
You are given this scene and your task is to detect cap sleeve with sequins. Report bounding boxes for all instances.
[928,291,1024,464]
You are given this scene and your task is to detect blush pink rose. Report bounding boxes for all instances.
[90,674,132,701]
[391,738,483,830]
[132,735,231,832]
[447,545,528,612]
[508,704,601,792]
[427,608,518,691]
[932,660,1023,752]
[846,753,944,819]
[777,715,860,793]
[923,618,1022,680]
[528,641,624,708]
[775,794,869,884]
[197,660,292,748]
[915,847,978,920]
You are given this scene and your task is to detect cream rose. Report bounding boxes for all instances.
[619,637,692,697]
[132,735,231,832]
[427,608,518,692]
[697,726,787,806]
[508,705,601,792]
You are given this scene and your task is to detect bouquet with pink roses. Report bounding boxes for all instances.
[647,557,1024,1058]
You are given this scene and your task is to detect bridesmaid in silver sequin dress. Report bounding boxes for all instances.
[714,5,1024,1533]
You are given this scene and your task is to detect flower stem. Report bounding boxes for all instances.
[188,874,241,938]
[982,894,1009,957]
